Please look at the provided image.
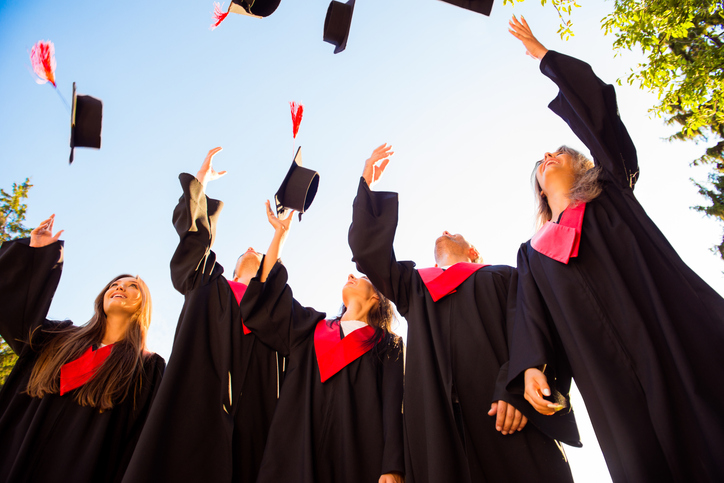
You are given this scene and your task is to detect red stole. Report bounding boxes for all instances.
[228,280,251,335]
[418,262,488,302]
[60,344,114,396]
[530,202,586,264]
[314,320,375,383]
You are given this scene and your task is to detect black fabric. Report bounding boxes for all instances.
[0,238,165,483]
[240,261,405,483]
[122,174,282,483]
[508,51,724,483]
[349,179,576,483]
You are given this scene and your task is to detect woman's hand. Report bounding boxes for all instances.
[260,200,294,283]
[363,143,394,189]
[488,400,528,434]
[524,367,563,415]
[379,472,404,483]
[508,15,548,60]
[29,214,63,248]
[265,200,294,235]
[196,147,227,192]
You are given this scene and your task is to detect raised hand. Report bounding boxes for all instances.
[488,400,528,434]
[362,143,394,189]
[29,214,64,248]
[196,147,227,192]
[508,15,548,60]
[260,200,294,283]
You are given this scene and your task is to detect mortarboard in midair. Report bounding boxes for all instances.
[438,0,494,16]
[211,0,281,29]
[69,82,103,164]
[323,0,355,54]
[275,147,320,221]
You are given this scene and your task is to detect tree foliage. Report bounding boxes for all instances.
[0,178,33,387]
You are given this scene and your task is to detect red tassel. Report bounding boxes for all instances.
[210,2,229,30]
[290,102,304,139]
[30,40,57,87]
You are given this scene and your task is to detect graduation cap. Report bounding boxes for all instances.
[69,82,103,164]
[323,0,355,54]
[275,147,320,221]
[438,0,494,16]
[228,0,281,18]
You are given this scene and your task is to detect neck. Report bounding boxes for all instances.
[233,271,254,286]
[547,192,572,223]
[102,314,132,345]
[340,300,370,324]
[435,254,470,268]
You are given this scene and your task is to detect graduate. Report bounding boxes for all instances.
[348,146,577,483]
[506,16,724,482]
[239,200,405,483]
[122,147,284,483]
[0,215,165,483]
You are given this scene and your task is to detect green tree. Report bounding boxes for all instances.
[0,178,33,388]
[506,0,724,259]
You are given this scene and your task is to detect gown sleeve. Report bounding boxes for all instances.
[490,266,519,403]
[0,237,63,354]
[170,173,225,294]
[380,340,405,477]
[348,178,416,316]
[239,260,325,356]
[541,50,640,190]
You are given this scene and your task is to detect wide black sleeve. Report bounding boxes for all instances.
[542,50,640,189]
[490,266,519,403]
[240,260,325,356]
[0,238,63,354]
[348,178,416,316]
[380,341,405,477]
[170,173,225,294]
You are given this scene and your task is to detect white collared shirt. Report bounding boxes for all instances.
[340,319,368,337]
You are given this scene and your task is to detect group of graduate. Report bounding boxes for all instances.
[2,16,724,483]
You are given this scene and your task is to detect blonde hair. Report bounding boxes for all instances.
[26,274,152,412]
[532,146,602,228]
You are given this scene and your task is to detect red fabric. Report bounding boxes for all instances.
[228,280,251,335]
[530,202,586,264]
[290,102,304,139]
[314,320,375,383]
[60,344,114,395]
[418,262,488,302]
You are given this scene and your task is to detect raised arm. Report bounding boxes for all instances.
[170,147,227,294]
[349,145,416,316]
[509,15,639,189]
[0,215,64,353]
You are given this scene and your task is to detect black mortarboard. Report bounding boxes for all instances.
[275,147,320,221]
[228,0,281,18]
[69,82,103,164]
[438,0,494,16]
[323,0,355,54]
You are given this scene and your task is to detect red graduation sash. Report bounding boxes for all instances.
[228,280,252,335]
[60,344,114,396]
[418,262,488,302]
[530,202,586,264]
[314,320,376,383]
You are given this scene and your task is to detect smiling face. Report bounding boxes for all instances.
[342,274,379,309]
[535,150,577,199]
[102,276,144,318]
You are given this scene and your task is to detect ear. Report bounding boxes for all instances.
[468,246,480,263]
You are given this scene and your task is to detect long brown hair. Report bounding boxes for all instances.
[333,284,400,356]
[532,145,602,228]
[26,274,152,412]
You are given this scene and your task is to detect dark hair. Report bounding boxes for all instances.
[532,145,602,228]
[26,274,152,412]
[331,285,400,357]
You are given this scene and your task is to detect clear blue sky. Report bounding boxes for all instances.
[2,1,722,480]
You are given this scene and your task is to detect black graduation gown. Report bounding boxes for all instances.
[507,51,724,483]
[239,261,405,483]
[348,179,577,483]
[122,174,283,483]
[0,238,165,483]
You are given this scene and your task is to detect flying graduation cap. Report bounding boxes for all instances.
[211,0,281,29]
[323,0,355,54]
[438,0,494,16]
[69,82,103,164]
[275,147,320,221]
